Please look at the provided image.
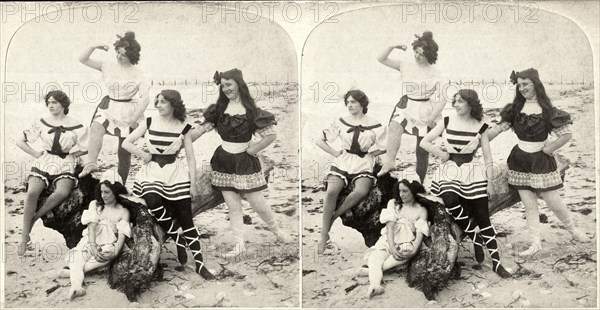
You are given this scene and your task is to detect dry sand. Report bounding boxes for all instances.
[3,93,300,308]
[301,86,597,308]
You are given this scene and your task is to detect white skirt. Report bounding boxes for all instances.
[133,159,191,200]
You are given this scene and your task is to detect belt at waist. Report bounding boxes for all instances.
[109,96,133,102]
[449,153,474,166]
[46,150,70,159]
[222,141,249,154]
[517,140,545,153]
[407,96,430,102]
[151,154,177,167]
[345,149,369,158]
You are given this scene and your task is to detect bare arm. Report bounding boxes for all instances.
[419,121,447,159]
[315,138,342,158]
[15,136,43,159]
[377,45,406,71]
[129,79,150,127]
[79,45,107,71]
[247,134,276,156]
[114,210,130,254]
[121,121,151,161]
[369,150,386,157]
[183,131,198,200]
[544,133,572,155]
[190,123,214,142]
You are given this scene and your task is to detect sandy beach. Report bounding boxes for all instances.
[301,85,597,308]
[3,87,300,308]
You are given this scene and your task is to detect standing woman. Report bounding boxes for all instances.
[79,31,150,183]
[191,69,292,257]
[376,31,446,183]
[122,90,214,279]
[494,68,590,256]
[16,90,88,256]
[421,89,511,278]
[315,90,386,254]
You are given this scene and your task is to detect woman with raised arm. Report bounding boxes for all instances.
[376,31,446,183]
[15,90,88,256]
[78,31,150,183]
[420,89,511,278]
[315,89,386,254]
[495,68,590,256]
[122,90,214,279]
[190,68,293,258]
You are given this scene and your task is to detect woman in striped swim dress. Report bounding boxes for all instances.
[420,89,511,278]
[79,31,150,183]
[122,90,214,279]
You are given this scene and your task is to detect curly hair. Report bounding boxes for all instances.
[507,69,554,127]
[411,31,438,64]
[95,180,128,211]
[155,89,186,122]
[344,89,369,114]
[452,89,483,121]
[392,179,425,206]
[113,31,141,65]
[44,90,71,115]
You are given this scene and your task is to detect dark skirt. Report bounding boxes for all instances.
[210,146,267,193]
[507,145,563,192]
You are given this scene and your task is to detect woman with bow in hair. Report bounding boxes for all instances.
[421,89,511,278]
[361,179,429,298]
[122,90,214,279]
[190,69,293,258]
[491,68,590,256]
[314,89,386,254]
[376,31,447,183]
[78,31,150,184]
[15,90,88,256]
[58,169,131,300]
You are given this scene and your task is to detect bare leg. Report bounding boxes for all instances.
[32,178,74,222]
[377,121,404,177]
[517,189,543,256]
[366,250,389,298]
[244,191,293,243]
[318,175,344,254]
[68,252,109,300]
[79,122,105,177]
[332,177,373,219]
[358,254,407,277]
[19,176,45,256]
[415,135,430,184]
[540,190,590,242]
[222,191,246,257]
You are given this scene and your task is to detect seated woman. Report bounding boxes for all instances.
[59,169,131,300]
[315,90,386,254]
[15,90,88,256]
[420,89,511,278]
[122,90,214,279]
[362,179,429,299]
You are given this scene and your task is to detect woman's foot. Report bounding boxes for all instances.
[518,240,541,257]
[78,162,98,178]
[376,160,395,177]
[58,268,70,279]
[356,267,369,277]
[197,265,216,280]
[222,243,246,259]
[68,287,86,300]
[17,236,31,256]
[272,229,294,244]
[569,229,591,243]
[494,264,512,279]
[367,285,385,299]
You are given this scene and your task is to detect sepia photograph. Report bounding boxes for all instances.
[300,2,597,308]
[1,2,299,308]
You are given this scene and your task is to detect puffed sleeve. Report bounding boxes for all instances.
[380,199,398,224]
[550,108,573,136]
[254,109,277,138]
[23,118,42,143]
[116,220,132,238]
[321,118,341,142]
[369,124,387,153]
[81,201,100,225]
[71,125,89,153]
[201,104,218,125]
[499,103,514,126]
[414,218,430,237]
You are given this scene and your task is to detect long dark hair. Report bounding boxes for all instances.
[510,75,554,127]
[214,70,257,129]
[452,89,483,121]
[392,179,425,207]
[155,89,186,122]
[95,180,128,211]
